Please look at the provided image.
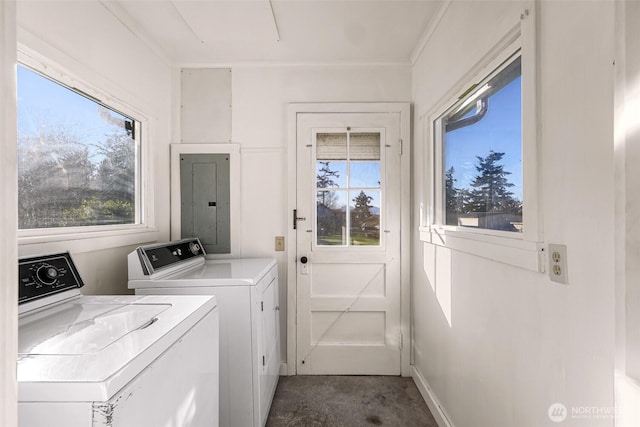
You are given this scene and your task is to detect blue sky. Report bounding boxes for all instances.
[16,65,130,161]
[444,75,523,200]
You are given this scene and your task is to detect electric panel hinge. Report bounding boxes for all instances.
[399,139,404,156]
[400,333,404,350]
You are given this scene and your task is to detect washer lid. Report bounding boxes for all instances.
[18,294,217,402]
[19,302,170,356]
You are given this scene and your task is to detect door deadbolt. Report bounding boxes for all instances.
[300,256,308,264]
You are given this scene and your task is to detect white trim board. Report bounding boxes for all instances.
[0,1,18,425]
[411,365,454,427]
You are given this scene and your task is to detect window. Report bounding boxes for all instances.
[436,53,522,234]
[315,131,382,247]
[17,64,141,230]
[423,12,541,271]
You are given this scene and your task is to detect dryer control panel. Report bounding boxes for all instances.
[19,252,84,304]
[136,238,206,276]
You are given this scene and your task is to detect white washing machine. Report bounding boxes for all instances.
[18,252,219,427]
[127,238,280,427]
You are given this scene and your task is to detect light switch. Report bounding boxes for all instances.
[275,236,285,251]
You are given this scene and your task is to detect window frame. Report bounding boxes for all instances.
[421,8,543,272]
[17,47,158,252]
[311,127,388,251]
[434,49,523,236]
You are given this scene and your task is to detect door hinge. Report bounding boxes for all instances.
[399,138,403,156]
[261,301,264,311]
[400,333,404,350]
[262,355,265,366]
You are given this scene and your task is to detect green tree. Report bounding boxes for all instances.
[351,191,373,225]
[466,150,518,214]
[445,166,459,225]
[17,130,95,228]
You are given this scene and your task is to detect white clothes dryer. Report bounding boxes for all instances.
[18,252,219,427]
[128,238,280,427]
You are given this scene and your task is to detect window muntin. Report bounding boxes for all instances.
[17,64,141,230]
[315,132,381,247]
[436,53,522,233]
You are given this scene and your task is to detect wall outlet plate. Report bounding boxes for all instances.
[548,244,568,284]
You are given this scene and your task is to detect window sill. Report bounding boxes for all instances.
[419,225,544,272]
[18,225,160,256]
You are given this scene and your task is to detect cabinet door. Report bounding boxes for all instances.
[180,153,230,254]
[259,269,280,426]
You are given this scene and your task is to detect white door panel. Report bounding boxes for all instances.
[295,112,401,375]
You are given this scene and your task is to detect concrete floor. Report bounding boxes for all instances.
[266,376,439,427]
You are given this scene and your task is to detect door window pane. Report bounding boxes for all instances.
[317,133,347,160]
[350,133,380,160]
[316,161,346,188]
[317,190,347,245]
[350,162,380,188]
[350,190,380,246]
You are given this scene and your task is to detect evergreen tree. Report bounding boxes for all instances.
[445,166,459,225]
[351,190,374,230]
[465,150,517,214]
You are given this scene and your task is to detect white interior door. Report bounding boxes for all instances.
[295,112,402,375]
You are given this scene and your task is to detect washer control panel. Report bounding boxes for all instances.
[137,237,206,275]
[19,252,84,304]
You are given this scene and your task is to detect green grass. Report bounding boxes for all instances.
[317,233,380,246]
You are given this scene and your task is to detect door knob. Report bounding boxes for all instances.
[300,256,308,264]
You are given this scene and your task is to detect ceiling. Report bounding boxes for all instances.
[106,0,445,65]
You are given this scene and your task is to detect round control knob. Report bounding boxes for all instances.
[36,265,59,285]
[300,256,308,264]
[189,241,201,255]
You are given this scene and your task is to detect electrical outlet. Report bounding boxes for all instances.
[275,236,285,251]
[548,244,568,284]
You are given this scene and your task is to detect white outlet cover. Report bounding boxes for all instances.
[548,244,568,285]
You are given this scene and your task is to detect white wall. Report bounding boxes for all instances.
[615,1,640,425]
[0,1,18,425]
[412,2,615,426]
[16,1,174,295]
[177,64,412,367]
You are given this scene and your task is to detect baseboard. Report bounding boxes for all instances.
[411,365,454,427]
